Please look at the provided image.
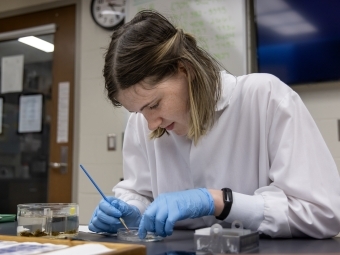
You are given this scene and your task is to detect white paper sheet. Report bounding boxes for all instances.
[18,94,43,133]
[44,243,114,255]
[0,240,67,254]
[1,55,24,93]
[0,98,3,134]
[57,82,70,143]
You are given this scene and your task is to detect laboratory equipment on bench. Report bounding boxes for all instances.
[17,203,79,238]
[117,227,163,242]
[194,220,259,254]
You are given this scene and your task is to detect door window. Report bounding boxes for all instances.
[0,34,54,213]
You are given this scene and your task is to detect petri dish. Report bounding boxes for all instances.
[117,227,163,242]
[17,203,79,239]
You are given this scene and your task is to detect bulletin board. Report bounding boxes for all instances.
[125,0,247,76]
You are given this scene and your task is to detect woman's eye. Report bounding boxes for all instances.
[149,103,159,110]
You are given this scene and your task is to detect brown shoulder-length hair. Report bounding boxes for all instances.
[103,10,222,144]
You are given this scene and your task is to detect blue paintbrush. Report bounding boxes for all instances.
[79,164,129,230]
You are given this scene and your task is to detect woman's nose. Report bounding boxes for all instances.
[144,112,162,131]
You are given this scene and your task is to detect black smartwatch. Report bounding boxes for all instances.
[216,188,233,220]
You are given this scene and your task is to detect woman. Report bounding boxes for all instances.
[89,10,340,239]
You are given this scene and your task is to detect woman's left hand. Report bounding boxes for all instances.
[138,188,215,238]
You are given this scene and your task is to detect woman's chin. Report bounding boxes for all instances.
[172,129,188,136]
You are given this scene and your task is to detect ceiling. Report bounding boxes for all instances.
[0,34,54,65]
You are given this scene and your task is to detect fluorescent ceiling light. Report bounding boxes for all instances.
[257,10,317,36]
[18,36,54,52]
[274,23,317,35]
[257,11,304,27]
[256,0,289,15]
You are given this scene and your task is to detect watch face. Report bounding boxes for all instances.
[91,0,126,30]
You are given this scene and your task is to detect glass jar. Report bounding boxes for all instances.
[17,203,79,238]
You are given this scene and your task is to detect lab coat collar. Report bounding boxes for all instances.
[215,71,237,111]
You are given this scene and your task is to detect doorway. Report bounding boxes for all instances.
[0,5,75,213]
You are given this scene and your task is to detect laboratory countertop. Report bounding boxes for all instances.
[1,222,340,255]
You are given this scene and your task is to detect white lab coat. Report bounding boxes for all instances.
[113,72,340,238]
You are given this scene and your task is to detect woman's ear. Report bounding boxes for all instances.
[178,61,188,76]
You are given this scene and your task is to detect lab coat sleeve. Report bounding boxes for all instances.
[113,114,153,215]
[256,77,340,238]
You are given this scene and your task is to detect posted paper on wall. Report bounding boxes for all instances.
[1,55,24,93]
[18,94,43,133]
[57,82,70,143]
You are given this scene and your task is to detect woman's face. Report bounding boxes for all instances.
[117,69,190,136]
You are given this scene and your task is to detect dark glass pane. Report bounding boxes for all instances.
[0,34,53,213]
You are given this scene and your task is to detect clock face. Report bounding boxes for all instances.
[91,0,126,30]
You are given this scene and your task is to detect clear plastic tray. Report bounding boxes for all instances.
[117,227,163,242]
[195,221,259,254]
[17,203,79,238]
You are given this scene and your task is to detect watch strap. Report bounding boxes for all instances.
[216,188,233,221]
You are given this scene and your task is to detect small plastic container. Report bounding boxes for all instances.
[117,227,163,242]
[194,221,259,254]
[17,203,79,238]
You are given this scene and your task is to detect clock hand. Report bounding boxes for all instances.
[108,1,125,8]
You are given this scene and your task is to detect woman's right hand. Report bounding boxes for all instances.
[89,196,141,233]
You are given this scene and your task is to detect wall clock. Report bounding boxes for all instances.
[91,0,126,30]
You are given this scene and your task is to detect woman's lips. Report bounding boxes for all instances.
[165,122,175,131]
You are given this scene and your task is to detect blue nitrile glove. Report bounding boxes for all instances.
[89,196,141,233]
[138,188,215,239]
